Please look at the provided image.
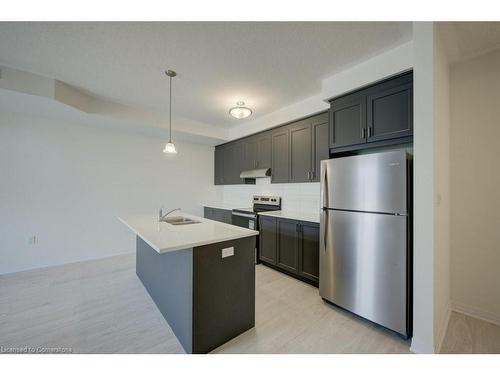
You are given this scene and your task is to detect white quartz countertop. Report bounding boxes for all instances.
[119,213,258,254]
[258,210,320,223]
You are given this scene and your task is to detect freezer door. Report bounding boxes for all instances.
[321,150,408,214]
[319,209,409,336]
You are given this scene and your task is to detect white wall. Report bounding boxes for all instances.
[219,179,320,212]
[321,41,414,101]
[450,47,500,325]
[433,25,452,352]
[0,112,216,274]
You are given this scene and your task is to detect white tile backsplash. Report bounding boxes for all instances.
[218,177,320,211]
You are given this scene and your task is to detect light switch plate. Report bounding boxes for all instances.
[221,247,234,258]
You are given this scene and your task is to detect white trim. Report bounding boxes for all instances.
[451,301,500,327]
[435,304,451,353]
[410,337,434,354]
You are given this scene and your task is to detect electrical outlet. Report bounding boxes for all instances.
[28,235,37,245]
[221,247,234,258]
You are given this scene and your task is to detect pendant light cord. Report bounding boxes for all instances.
[169,75,172,143]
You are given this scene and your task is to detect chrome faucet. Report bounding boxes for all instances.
[159,207,181,221]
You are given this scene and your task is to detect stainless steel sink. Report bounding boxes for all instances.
[160,216,200,225]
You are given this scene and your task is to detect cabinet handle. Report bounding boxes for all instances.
[369,127,373,137]
[310,171,314,180]
[361,128,366,139]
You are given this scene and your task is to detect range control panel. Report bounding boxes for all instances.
[253,195,281,206]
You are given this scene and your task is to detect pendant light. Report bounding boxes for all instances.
[229,101,252,119]
[163,70,177,154]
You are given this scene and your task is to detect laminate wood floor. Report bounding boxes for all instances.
[440,311,500,354]
[8,253,495,354]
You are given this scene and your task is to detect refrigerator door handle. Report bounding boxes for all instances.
[321,208,328,252]
[321,160,329,209]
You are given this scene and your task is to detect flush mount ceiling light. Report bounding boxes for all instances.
[229,101,252,119]
[163,70,177,154]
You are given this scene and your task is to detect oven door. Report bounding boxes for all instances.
[231,212,257,230]
[231,211,258,264]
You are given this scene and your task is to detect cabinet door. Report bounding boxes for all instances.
[329,94,366,149]
[259,216,277,264]
[212,208,232,224]
[243,136,258,170]
[277,218,299,273]
[311,116,329,182]
[224,141,244,184]
[256,132,271,169]
[214,146,225,185]
[289,120,312,183]
[298,222,320,283]
[367,81,413,142]
[204,207,213,220]
[271,127,290,183]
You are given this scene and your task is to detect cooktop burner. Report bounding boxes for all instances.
[232,195,281,214]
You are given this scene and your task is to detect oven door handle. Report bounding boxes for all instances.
[231,212,257,219]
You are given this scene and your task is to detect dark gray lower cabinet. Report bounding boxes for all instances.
[298,222,320,283]
[204,207,232,224]
[259,216,319,285]
[259,215,277,264]
[277,218,300,272]
[136,235,256,354]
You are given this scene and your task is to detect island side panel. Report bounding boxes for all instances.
[135,236,193,353]
[192,236,256,354]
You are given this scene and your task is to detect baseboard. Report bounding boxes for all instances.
[436,303,452,353]
[410,337,435,354]
[451,301,500,326]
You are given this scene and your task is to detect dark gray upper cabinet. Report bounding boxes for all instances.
[366,79,413,142]
[311,114,329,182]
[329,71,413,152]
[288,112,329,183]
[297,222,320,283]
[243,136,258,170]
[223,141,244,184]
[276,218,299,273]
[243,132,271,171]
[259,215,277,265]
[214,146,225,185]
[289,119,312,183]
[271,127,290,183]
[256,131,271,169]
[329,94,366,149]
[213,111,328,185]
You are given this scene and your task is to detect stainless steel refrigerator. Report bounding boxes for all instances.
[319,150,412,338]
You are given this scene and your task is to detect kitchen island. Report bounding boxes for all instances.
[119,213,258,354]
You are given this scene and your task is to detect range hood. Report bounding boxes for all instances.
[240,168,271,179]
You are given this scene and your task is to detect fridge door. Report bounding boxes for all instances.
[320,150,408,214]
[319,209,409,336]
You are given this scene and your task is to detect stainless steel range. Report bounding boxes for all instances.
[232,195,281,263]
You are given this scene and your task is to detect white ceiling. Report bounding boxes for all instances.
[0,22,411,128]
